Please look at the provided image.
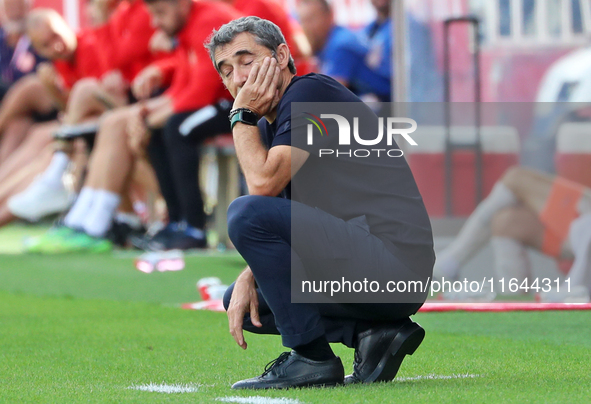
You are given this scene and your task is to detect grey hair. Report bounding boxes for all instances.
[205,16,296,75]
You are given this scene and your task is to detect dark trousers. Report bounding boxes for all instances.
[223,195,432,349]
[148,101,231,228]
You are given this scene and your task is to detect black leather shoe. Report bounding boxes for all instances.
[232,351,344,389]
[344,319,425,384]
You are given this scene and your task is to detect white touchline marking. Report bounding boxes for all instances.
[397,374,481,382]
[217,397,303,404]
[128,383,201,393]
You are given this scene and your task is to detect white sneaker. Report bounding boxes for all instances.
[539,285,590,303]
[7,177,74,222]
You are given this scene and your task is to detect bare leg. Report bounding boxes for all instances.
[15,78,112,194]
[66,139,89,192]
[119,192,134,213]
[0,75,56,134]
[0,205,16,228]
[435,166,559,280]
[4,78,119,222]
[0,121,58,184]
[62,78,111,125]
[500,167,556,214]
[0,146,53,205]
[502,166,591,252]
[499,166,591,215]
[491,206,545,250]
[85,107,136,194]
[131,158,161,198]
[62,108,137,238]
[0,118,34,162]
[129,158,162,223]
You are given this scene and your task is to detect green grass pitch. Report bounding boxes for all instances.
[0,224,590,403]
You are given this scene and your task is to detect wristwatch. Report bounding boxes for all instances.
[229,108,259,130]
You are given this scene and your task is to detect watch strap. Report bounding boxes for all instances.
[229,108,258,130]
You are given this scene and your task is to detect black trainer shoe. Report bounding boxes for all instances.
[232,351,344,390]
[163,231,207,250]
[130,222,177,251]
[107,221,146,248]
[136,222,207,251]
[344,319,425,384]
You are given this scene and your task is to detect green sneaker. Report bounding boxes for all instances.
[24,228,112,254]
[24,226,76,254]
[50,231,113,254]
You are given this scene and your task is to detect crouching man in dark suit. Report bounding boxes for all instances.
[206,16,435,389]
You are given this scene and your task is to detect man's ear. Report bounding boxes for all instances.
[276,43,290,70]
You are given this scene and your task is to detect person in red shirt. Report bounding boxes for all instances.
[126,0,241,251]
[0,9,108,214]
[27,0,241,253]
[46,0,157,115]
[54,0,158,124]
[127,0,242,250]
[93,0,158,101]
[26,2,156,121]
[7,2,162,225]
[4,9,113,225]
[0,8,74,162]
[0,0,47,161]
[26,9,109,107]
[0,8,108,227]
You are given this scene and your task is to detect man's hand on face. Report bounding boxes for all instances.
[227,267,262,350]
[232,56,281,118]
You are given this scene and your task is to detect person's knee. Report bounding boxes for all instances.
[227,195,268,247]
[102,108,129,127]
[19,74,44,92]
[69,78,100,100]
[26,121,59,148]
[87,110,131,171]
[491,206,540,244]
[501,166,527,190]
[2,119,30,141]
[491,207,521,236]
[96,109,130,143]
[501,166,546,193]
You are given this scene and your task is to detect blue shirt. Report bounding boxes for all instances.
[361,15,442,102]
[316,25,390,101]
[362,18,391,101]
